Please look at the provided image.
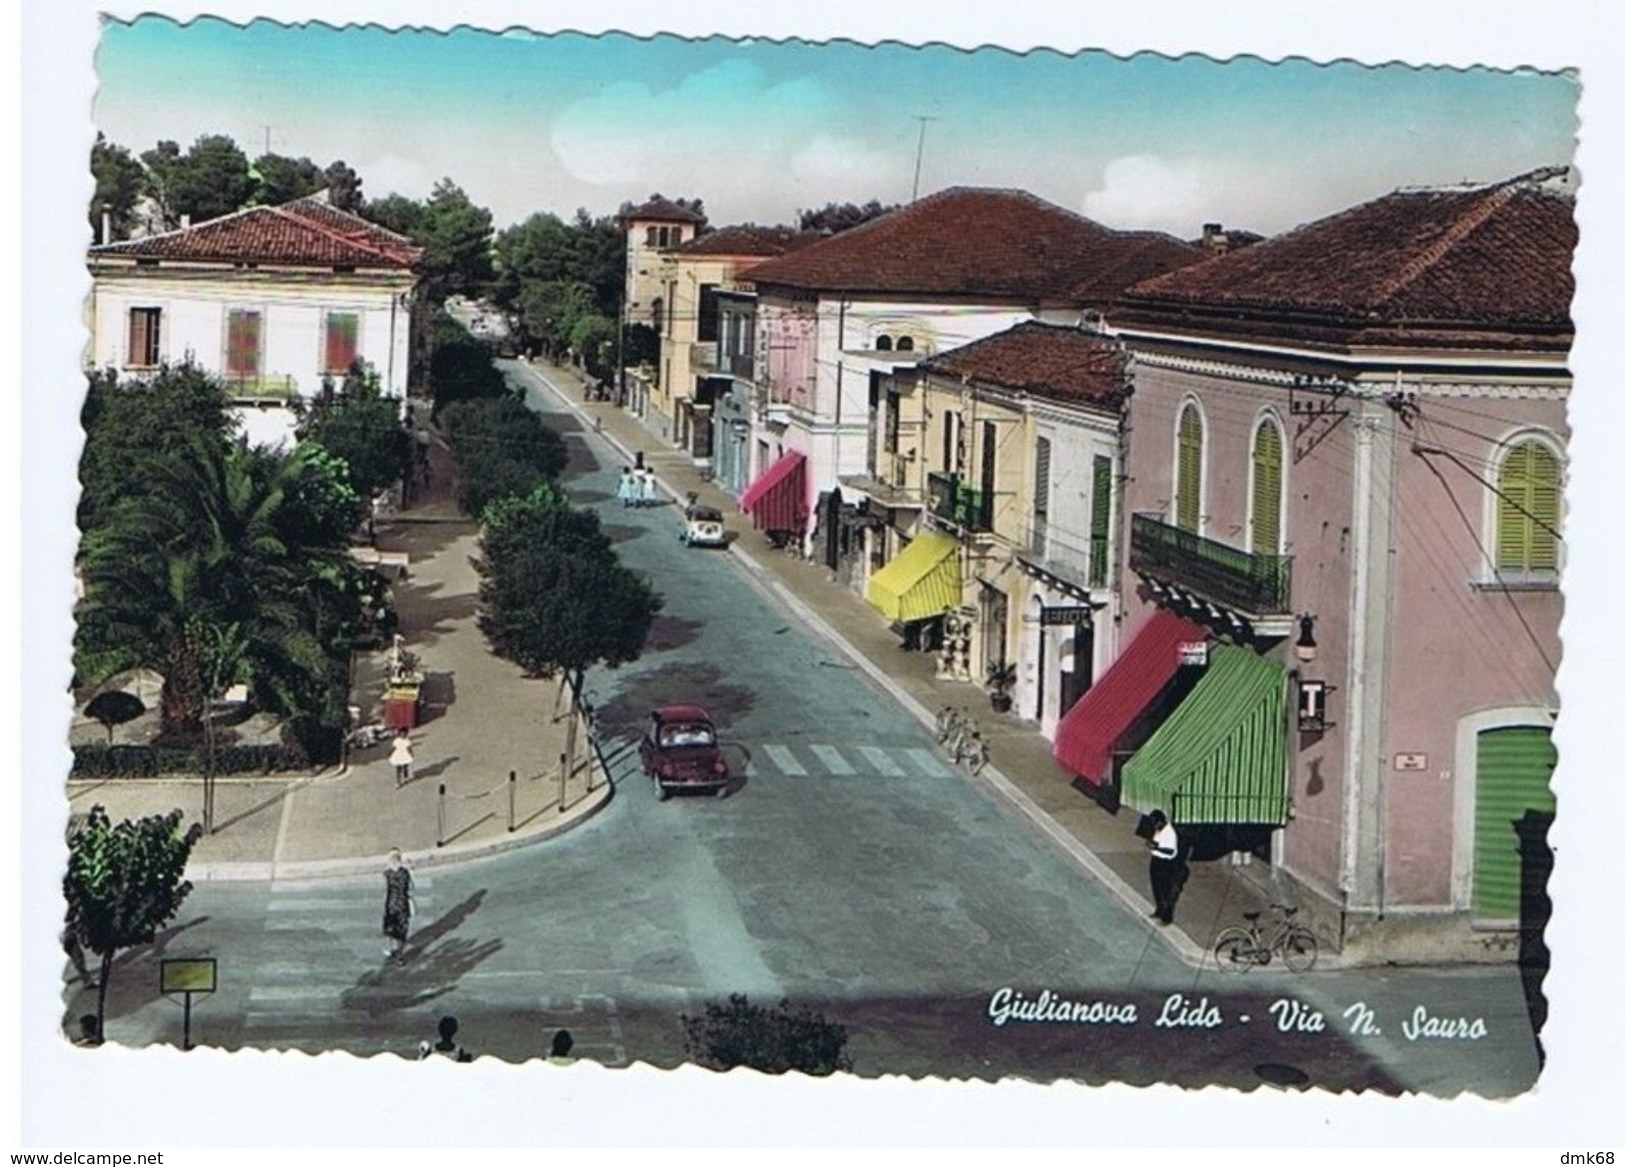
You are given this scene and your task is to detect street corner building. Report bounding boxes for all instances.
[1084,169,1572,963]
[84,192,423,449]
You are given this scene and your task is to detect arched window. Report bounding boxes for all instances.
[1495,438,1562,576]
[1250,416,1284,554]
[1175,402,1204,532]
[875,334,893,352]
[896,335,914,352]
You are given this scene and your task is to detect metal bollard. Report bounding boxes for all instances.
[557,753,567,812]
[437,783,446,848]
[508,770,516,832]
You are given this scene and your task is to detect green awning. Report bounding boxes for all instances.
[1121,644,1287,825]
[865,530,961,623]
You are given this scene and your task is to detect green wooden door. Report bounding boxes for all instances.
[1176,405,1203,532]
[1251,419,1283,554]
[1473,725,1557,921]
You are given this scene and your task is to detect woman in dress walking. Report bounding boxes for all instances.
[390,730,414,787]
[616,466,637,507]
[382,849,413,962]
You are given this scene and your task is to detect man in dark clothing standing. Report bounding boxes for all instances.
[1146,809,1184,925]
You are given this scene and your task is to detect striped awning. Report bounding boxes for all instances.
[739,451,808,532]
[1053,609,1206,787]
[865,530,961,623]
[1121,644,1288,825]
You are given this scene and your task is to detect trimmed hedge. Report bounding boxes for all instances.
[71,740,320,780]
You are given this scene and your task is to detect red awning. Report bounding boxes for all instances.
[738,451,808,532]
[1053,608,1207,787]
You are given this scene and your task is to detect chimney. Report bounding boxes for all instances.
[181,213,191,229]
[100,211,111,245]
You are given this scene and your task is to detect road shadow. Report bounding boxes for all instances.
[643,614,704,654]
[594,660,758,737]
[340,890,499,1018]
[61,916,213,1026]
[415,671,456,725]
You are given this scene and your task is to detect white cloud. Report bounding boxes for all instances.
[1082,155,1207,234]
[548,59,908,222]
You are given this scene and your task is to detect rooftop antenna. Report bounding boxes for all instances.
[911,116,939,202]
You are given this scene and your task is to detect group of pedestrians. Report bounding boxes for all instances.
[616,463,658,508]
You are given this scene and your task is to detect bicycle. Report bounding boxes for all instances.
[958,732,990,776]
[1212,903,1319,973]
[935,706,968,745]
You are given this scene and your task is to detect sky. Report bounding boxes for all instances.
[91,17,1579,238]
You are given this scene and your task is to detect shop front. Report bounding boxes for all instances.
[738,449,808,544]
[865,529,961,653]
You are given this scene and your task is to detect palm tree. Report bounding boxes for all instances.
[75,433,363,742]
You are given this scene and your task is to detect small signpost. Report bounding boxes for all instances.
[1040,605,1093,627]
[160,957,217,1051]
[1297,679,1328,733]
[1178,641,1209,667]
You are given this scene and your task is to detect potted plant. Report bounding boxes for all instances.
[986,661,1018,713]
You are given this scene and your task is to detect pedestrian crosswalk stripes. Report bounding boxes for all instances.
[808,745,854,775]
[856,746,905,777]
[738,741,957,781]
[762,744,807,776]
[901,748,952,778]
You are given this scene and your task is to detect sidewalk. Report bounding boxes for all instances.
[525,357,1293,972]
[65,430,612,882]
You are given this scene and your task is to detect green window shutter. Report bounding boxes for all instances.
[1497,441,1561,574]
[1090,454,1112,588]
[1251,419,1283,554]
[1527,444,1560,572]
[1176,405,1203,531]
[1473,726,1556,921]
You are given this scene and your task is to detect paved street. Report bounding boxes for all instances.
[62,357,1544,1098]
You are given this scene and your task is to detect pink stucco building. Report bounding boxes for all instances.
[1068,170,1574,962]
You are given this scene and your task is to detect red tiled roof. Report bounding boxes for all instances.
[620,196,707,224]
[676,225,824,258]
[89,197,422,269]
[743,187,1206,302]
[921,322,1131,411]
[1117,173,1576,351]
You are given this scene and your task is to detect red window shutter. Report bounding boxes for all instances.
[324,313,358,373]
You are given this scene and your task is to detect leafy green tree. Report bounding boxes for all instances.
[323,161,364,212]
[798,199,898,234]
[621,322,659,368]
[89,134,147,242]
[75,434,361,741]
[682,994,853,1076]
[417,179,495,299]
[252,152,326,205]
[142,134,258,227]
[78,363,235,534]
[427,311,510,412]
[513,278,595,357]
[299,363,410,506]
[439,395,568,517]
[473,486,662,772]
[64,805,204,1044]
[569,314,618,383]
[361,193,427,237]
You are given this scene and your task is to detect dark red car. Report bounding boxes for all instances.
[639,704,731,800]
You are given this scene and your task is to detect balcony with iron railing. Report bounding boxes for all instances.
[1129,512,1292,616]
[1021,516,1109,591]
[721,350,754,380]
[223,373,298,404]
[690,341,718,372]
[926,471,993,533]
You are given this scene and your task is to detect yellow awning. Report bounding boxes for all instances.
[866,531,961,622]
